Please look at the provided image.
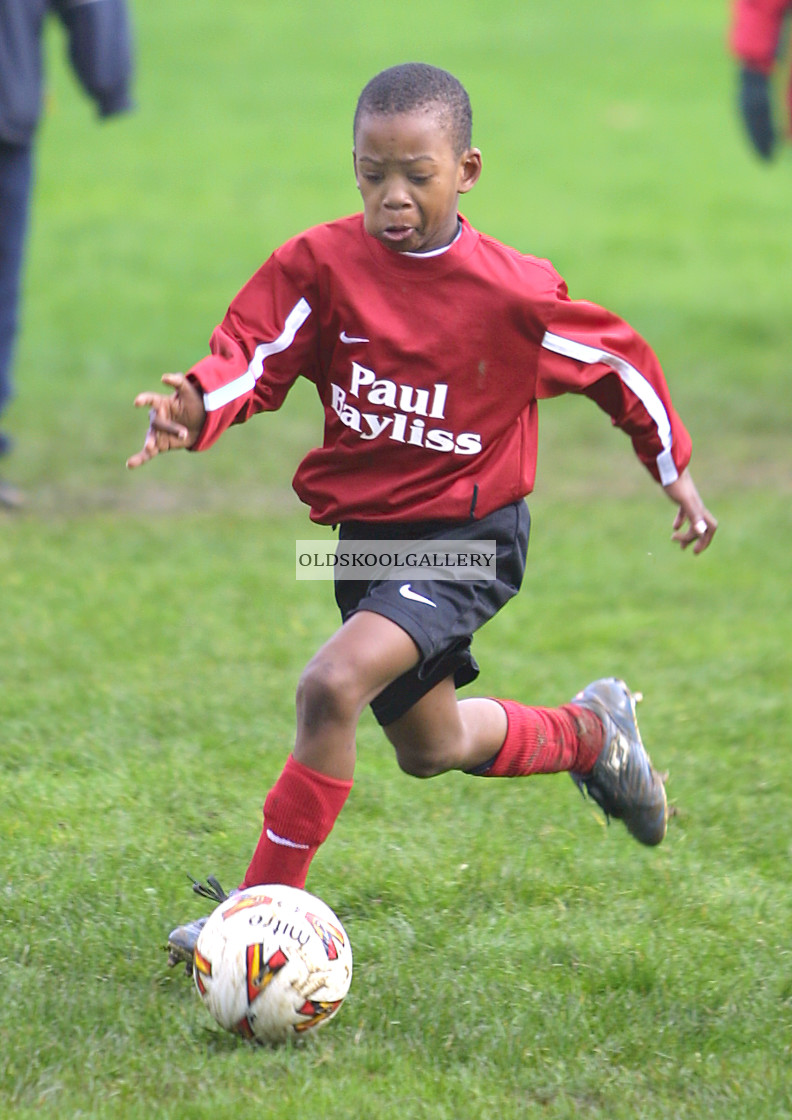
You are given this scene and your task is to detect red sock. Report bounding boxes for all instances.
[242,754,353,890]
[476,700,604,777]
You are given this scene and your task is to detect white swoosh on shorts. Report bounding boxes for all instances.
[339,330,369,344]
[399,583,437,608]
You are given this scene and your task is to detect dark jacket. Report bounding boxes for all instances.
[0,0,133,145]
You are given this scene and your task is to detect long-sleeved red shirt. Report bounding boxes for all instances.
[187,214,691,525]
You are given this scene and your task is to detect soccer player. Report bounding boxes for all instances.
[126,63,718,968]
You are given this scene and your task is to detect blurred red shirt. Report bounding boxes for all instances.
[730,0,792,134]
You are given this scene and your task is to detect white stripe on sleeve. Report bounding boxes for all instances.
[541,330,678,485]
[203,297,312,412]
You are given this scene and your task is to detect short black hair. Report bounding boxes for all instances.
[354,63,472,154]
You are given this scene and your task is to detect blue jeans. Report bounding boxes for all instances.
[0,140,34,430]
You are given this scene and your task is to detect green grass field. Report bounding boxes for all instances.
[1,1,791,1116]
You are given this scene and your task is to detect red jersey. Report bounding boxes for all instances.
[188,214,691,525]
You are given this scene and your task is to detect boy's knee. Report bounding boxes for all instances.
[296,656,361,731]
[387,727,454,779]
[395,751,446,779]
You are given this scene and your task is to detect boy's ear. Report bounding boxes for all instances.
[458,147,483,194]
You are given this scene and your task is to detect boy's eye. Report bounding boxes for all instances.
[408,175,430,185]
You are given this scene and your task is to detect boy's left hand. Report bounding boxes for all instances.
[663,466,717,554]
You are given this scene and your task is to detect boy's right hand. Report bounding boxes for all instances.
[126,373,206,469]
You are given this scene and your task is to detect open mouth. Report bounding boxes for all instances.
[381,225,415,244]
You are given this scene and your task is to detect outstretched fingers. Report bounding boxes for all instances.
[126,374,192,469]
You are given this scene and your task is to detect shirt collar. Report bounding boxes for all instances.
[402,220,463,258]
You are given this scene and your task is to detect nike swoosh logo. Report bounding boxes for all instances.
[399,583,437,608]
[266,828,310,850]
[339,330,369,344]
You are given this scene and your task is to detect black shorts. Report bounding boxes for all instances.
[334,500,530,726]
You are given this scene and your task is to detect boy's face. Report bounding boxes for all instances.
[353,109,481,254]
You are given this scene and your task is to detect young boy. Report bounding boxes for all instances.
[126,63,717,968]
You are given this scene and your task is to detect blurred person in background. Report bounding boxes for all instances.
[729,0,792,159]
[0,0,134,507]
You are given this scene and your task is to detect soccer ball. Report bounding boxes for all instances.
[193,884,352,1044]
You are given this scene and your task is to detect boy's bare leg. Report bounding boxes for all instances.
[292,609,422,778]
[236,611,422,893]
[385,674,609,782]
[383,680,508,776]
[386,674,667,844]
[294,614,598,782]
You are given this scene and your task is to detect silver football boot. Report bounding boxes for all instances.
[570,678,668,846]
